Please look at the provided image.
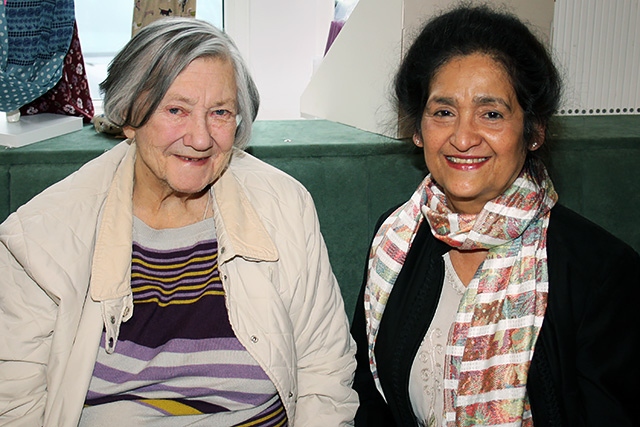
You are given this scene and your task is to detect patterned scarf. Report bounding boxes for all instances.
[364,165,557,426]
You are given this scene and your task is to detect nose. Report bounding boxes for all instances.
[450,114,481,152]
[184,114,213,151]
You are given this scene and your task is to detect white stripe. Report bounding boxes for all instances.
[467,315,542,337]
[95,348,255,372]
[456,386,526,405]
[376,250,405,273]
[474,279,538,303]
[485,202,536,219]
[469,231,507,245]
[444,407,530,425]
[482,256,517,269]
[449,214,460,233]
[455,311,473,323]
[460,351,532,372]
[447,345,464,357]
[443,379,459,395]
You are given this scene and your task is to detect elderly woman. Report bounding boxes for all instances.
[0,18,357,426]
[351,5,639,427]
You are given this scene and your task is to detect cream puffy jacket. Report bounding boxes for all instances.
[0,141,357,426]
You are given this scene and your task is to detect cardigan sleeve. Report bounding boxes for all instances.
[542,204,640,426]
[572,244,640,425]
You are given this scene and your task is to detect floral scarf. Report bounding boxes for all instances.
[364,165,557,426]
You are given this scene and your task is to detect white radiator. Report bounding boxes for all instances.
[552,0,640,115]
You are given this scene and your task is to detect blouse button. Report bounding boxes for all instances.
[110,315,116,324]
[250,335,259,343]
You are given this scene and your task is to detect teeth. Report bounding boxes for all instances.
[446,156,488,164]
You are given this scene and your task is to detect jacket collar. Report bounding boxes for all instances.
[90,145,278,302]
[211,149,278,265]
[90,142,136,302]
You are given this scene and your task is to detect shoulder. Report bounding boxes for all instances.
[547,204,639,267]
[546,204,640,308]
[227,149,312,205]
[4,141,130,225]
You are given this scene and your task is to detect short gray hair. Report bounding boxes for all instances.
[100,17,259,149]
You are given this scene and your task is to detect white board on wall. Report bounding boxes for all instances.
[301,0,554,139]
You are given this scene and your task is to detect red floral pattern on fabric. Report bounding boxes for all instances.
[20,22,94,123]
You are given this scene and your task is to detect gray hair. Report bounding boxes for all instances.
[100,17,259,149]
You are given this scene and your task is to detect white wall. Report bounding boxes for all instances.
[225,0,333,120]
[301,0,555,138]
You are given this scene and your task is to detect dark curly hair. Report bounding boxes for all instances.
[395,4,561,173]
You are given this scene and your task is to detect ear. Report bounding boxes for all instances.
[413,133,424,147]
[528,125,545,151]
[123,126,136,141]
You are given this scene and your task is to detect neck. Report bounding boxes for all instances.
[448,248,489,286]
[133,186,212,229]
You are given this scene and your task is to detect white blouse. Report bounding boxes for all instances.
[408,252,466,427]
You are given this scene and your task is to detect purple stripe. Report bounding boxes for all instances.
[133,243,217,262]
[87,384,274,406]
[131,271,219,285]
[133,285,222,302]
[131,263,218,278]
[92,361,271,384]
[243,399,288,427]
[133,277,220,292]
[131,258,218,272]
[100,337,246,360]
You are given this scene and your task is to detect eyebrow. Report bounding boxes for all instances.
[473,95,513,112]
[426,95,513,112]
[162,94,237,108]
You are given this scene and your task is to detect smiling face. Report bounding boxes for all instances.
[124,57,238,200]
[417,53,536,214]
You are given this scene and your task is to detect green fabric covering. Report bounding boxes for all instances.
[1,115,639,319]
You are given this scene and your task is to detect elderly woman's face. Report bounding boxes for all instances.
[417,53,532,214]
[124,57,238,197]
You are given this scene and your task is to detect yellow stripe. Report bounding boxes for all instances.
[131,264,218,283]
[132,276,220,296]
[135,290,225,306]
[132,253,218,270]
[139,399,203,415]
[235,405,285,427]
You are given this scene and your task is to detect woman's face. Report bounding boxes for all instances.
[417,53,535,214]
[124,57,238,198]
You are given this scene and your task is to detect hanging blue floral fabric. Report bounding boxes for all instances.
[0,0,76,112]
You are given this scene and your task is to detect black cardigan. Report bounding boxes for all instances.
[351,204,640,427]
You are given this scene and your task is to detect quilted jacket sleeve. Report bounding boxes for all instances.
[0,221,57,426]
[291,191,358,426]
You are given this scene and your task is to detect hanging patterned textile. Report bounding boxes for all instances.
[132,0,197,36]
[20,22,95,123]
[0,0,76,112]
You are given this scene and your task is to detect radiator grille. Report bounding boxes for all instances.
[552,0,640,115]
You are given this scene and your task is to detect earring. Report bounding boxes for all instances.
[530,142,538,149]
[413,135,422,147]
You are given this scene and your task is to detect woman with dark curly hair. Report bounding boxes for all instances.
[351,4,639,426]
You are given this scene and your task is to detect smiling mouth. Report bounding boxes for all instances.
[446,156,489,164]
[177,155,208,162]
